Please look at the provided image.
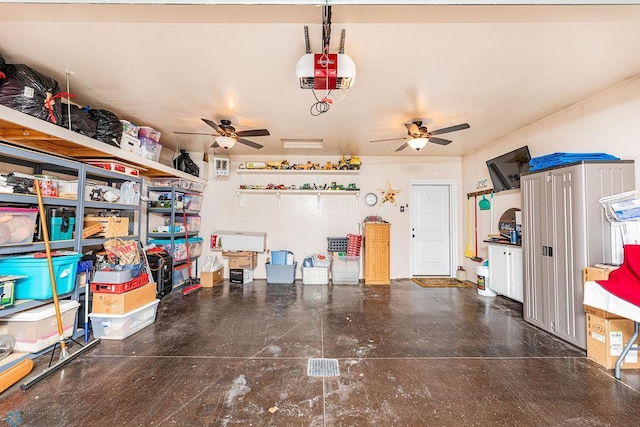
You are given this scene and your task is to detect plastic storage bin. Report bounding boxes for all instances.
[184,194,203,211]
[0,253,82,299]
[138,126,161,142]
[0,300,79,352]
[172,263,194,287]
[151,178,193,191]
[164,215,201,233]
[331,255,360,285]
[266,262,297,284]
[0,207,38,246]
[139,137,162,162]
[148,237,203,262]
[302,267,329,285]
[327,237,349,252]
[89,299,160,340]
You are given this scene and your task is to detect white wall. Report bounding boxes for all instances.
[199,155,462,279]
[460,75,640,279]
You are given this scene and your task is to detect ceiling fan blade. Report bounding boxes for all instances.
[370,137,408,143]
[237,129,270,137]
[428,136,452,145]
[210,141,220,148]
[395,143,409,152]
[408,123,421,136]
[429,123,470,136]
[174,131,217,136]
[201,118,224,133]
[237,138,263,149]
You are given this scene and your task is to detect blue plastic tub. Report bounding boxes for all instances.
[0,253,82,300]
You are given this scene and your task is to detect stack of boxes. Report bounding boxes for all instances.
[583,265,640,369]
[224,251,258,284]
[89,272,159,340]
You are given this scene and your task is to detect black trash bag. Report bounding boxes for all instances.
[88,108,122,147]
[173,150,200,177]
[61,104,97,138]
[0,59,64,124]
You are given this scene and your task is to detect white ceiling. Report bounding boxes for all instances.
[2,3,640,157]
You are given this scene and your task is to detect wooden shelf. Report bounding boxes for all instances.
[236,189,360,209]
[237,168,359,175]
[0,105,206,184]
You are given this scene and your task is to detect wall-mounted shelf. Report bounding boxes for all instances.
[236,189,360,209]
[0,104,206,184]
[237,169,359,175]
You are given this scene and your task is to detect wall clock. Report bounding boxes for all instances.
[364,192,378,207]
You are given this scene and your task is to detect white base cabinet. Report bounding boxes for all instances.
[488,243,523,302]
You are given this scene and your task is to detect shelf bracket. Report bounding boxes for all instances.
[276,191,281,209]
[355,191,360,208]
[317,192,321,209]
[237,191,243,208]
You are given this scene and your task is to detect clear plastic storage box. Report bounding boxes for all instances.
[164,215,201,233]
[0,300,79,352]
[0,207,38,246]
[148,237,203,262]
[331,255,360,285]
[90,299,159,340]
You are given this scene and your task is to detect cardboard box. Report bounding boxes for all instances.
[84,216,129,238]
[92,282,156,315]
[212,231,266,252]
[230,268,253,284]
[583,266,616,283]
[223,251,258,269]
[586,313,640,369]
[201,267,224,288]
[584,305,623,319]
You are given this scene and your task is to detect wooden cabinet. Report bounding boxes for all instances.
[364,222,390,285]
[488,244,523,302]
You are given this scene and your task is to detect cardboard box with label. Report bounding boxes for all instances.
[586,313,640,369]
[230,268,253,284]
[201,266,224,287]
[223,251,258,269]
[92,282,156,315]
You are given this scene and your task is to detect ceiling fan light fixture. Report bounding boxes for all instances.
[408,138,428,151]
[215,135,236,149]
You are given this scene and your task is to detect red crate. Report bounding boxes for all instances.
[91,273,149,294]
[346,234,362,256]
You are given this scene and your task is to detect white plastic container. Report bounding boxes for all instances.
[476,266,497,297]
[0,300,79,352]
[89,299,159,340]
[302,267,330,285]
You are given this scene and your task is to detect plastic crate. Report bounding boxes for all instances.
[90,299,159,340]
[327,237,349,252]
[346,234,362,256]
[302,267,329,285]
[266,262,297,284]
[91,273,149,294]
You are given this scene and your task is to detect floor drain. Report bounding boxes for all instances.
[307,358,340,377]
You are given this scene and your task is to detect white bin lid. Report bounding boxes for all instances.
[3,300,79,322]
[89,299,159,319]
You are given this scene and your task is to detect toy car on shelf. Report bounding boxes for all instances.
[338,156,361,170]
[266,160,290,170]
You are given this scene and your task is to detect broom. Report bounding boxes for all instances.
[464,196,474,258]
[181,205,201,295]
[22,181,100,390]
[471,195,484,263]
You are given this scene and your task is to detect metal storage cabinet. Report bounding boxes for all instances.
[364,222,390,285]
[522,161,634,349]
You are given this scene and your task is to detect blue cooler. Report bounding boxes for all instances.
[49,208,75,241]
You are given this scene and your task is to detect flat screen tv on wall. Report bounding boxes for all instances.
[486,146,531,193]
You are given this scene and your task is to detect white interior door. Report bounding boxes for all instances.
[411,184,452,276]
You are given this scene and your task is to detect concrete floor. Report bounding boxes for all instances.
[1,279,640,426]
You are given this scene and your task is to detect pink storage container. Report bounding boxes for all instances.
[138,126,161,143]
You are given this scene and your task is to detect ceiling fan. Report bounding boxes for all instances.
[175,118,270,149]
[371,120,470,152]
